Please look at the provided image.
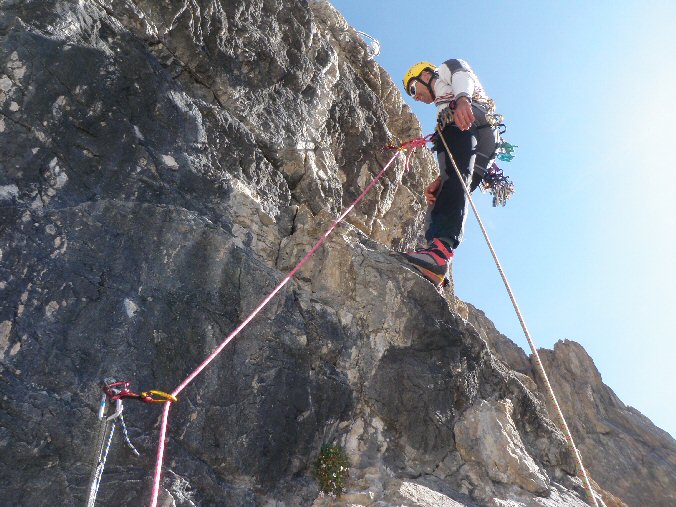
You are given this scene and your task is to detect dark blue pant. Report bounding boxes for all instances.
[425,124,482,249]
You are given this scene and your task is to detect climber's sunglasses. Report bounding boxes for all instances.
[408,81,417,96]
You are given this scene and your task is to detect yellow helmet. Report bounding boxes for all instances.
[403,61,437,95]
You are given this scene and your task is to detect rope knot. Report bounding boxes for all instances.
[384,134,434,172]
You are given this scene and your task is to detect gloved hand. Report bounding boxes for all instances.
[438,106,454,129]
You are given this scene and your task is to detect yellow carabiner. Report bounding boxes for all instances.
[141,390,178,403]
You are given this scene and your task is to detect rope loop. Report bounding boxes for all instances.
[384,134,434,172]
[384,134,434,152]
[356,31,381,57]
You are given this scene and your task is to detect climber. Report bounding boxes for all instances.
[400,59,501,287]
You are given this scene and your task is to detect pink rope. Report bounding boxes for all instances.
[150,403,171,506]
[148,144,421,507]
[388,134,434,174]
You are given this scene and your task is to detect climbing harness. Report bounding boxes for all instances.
[86,379,176,507]
[356,31,380,58]
[148,139,424,507]
[434,125,600,507]
[437,98,517,207]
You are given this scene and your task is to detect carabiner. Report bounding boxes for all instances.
[140,390,177,403]
[101,379,176,403]
[102,380,136,401]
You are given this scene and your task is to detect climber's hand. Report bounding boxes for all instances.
[425,176,442,205]
[453,97,475,131]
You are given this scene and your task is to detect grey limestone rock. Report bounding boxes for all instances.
[454,399,550,495]
[537,340,676,507]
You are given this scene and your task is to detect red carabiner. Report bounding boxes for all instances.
[101,380,143,401]
[101,380,175,403]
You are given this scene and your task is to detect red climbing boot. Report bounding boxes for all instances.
[400,238,454,287]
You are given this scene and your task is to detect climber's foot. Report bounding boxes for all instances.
[399,238,453,287]
[407,263,447,287]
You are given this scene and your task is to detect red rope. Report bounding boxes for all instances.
[149,137,430,506]
[386,133,434,173]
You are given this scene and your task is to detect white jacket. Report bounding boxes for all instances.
[433,59,491,114]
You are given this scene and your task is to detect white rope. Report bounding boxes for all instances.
[119,413,140,457]
[435,125,600,507]
[85,396,139,507]
[356,30,380,57]
[86,419,115,507]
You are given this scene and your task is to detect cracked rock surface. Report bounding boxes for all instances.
[1,1,674,506]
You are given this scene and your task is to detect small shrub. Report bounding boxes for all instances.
[313,443,349,496]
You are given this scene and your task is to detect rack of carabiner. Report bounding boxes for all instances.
[85,378,177,507]
[481,163,515,207]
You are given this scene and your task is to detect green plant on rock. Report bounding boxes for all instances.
[313,443,350,496]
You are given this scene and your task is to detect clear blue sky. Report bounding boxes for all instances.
[330,0,676,437]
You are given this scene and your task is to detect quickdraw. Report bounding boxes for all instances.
[86,379,176,507]
[476,98,504,129]
[496,141,518,162]
[102,380,177,403]
[481,104,517,203]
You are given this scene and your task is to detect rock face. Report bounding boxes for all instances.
[468,309,676,507]
[537,340,676,507]
[454,399,550,495]
[0,1,673,507]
